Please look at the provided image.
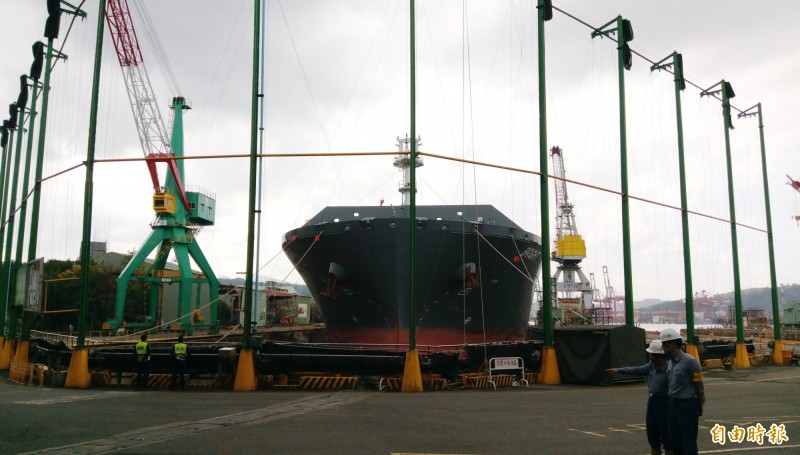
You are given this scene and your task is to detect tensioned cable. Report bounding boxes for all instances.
[129,0,181,96]
[474,230,535,284]
[33,150,768,234]
[553,5,745,113]
[511,235,533,282]
[51,0,87,72]
[462,1,489,351]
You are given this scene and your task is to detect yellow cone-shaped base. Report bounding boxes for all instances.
[538,346,561,385]
[685,343,700,362]
[0,338,14,370]
[233,349,257,391]
[401,350,423,392]
[13,340,29,364]
[772,340,785,366]
[65,349,91,389]
[733,342,751,368]
[9,340,30,380]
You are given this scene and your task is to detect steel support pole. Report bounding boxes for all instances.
[28,39,55,263]
[537,0,552,349]
[243,0,261,346]
[537,0,559,385]
[234,0,261,393]
[66,0,106,389]
[3,103,27,338]
[747,104,783,362]
[77,0,107,349]
[655,53,696,355]
[720,82,748,368]
[0,130,13,340]
[615,17,634,326]
[401,0,423,393]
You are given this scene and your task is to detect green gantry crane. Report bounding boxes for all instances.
[102,0,218,333]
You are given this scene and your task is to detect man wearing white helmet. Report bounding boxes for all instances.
[660,328,704,455]
[606,340,672,455]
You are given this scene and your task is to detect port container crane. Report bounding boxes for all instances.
[550,146,592,323]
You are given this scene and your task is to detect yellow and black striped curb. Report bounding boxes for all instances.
[382,377,449,391]
[298,376,359,390]
[488,374,514,387]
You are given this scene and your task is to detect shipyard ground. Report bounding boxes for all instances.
[1,366,798,454]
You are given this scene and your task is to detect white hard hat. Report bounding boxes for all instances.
[659,328,682,342]
[646,340,664,354]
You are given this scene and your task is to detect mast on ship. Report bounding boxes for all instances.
[394,135,422,206]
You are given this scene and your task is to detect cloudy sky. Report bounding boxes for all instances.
[0,0,798,304]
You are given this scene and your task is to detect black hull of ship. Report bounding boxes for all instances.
[283,205,541,348]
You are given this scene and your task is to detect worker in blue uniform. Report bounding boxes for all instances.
[660,328,704,455]
[134,334,151,391]
[606,340,673,455]
[171,334,189,389]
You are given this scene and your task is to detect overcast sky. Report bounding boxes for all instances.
[0,0,798,304]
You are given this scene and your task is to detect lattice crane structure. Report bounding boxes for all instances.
[102,0,219,333]
[597,265,625,323]
[789,175,800,224]
[550,146,592,324]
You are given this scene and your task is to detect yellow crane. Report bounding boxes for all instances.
[550,146,592,324]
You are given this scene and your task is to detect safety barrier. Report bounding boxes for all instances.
[525,372,538,384]
[488,357,528,390]
[488,374,514,388]
[380,376,449,391]
[701,359,723,369]
[463,375,490,389]
[298,376,359,390]
[8,361,33,384]
[748,354,771,366]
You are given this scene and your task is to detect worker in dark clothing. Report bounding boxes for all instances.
[171,334,189,389]
[606,340,673,455]
[134,334,151,391]
[660,328,705,455]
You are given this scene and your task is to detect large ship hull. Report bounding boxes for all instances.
[283,205,541,348]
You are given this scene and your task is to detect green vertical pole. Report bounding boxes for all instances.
[28,40,55,263]
[592,16,634,325]
[654,53,697,357]
[3,102,26,327]
[673,59,697,354]
[739,104,781,343]
[615,16,634,326]
[701,80,748,366]
[719,82,744,345]
[233,0,261,392]
[755,105,781,340]
[408,0,417,352]
[77,0,107,348]
[243,0,261,346]
[537,0,552,348]
[537,0,559,384]
[400,0,423,393]
[0,128,12,339]
[17,78,40,343]
[17,79,40,266]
